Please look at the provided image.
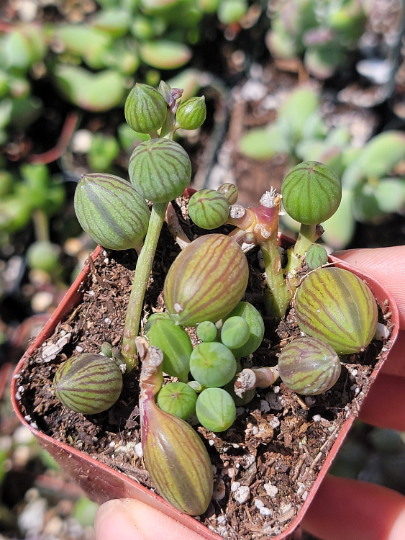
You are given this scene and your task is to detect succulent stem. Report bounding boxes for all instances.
[121,203,168,371]
[32,209,49,243]
[284,223,323,291]
[234,366,279,398]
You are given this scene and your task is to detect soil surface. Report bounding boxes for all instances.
[16,199,395,539]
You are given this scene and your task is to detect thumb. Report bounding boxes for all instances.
[95,499,205,540]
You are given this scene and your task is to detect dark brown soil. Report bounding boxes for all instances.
[16,200,394,539]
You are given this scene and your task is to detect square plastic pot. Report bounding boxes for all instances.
[11,238,399,540]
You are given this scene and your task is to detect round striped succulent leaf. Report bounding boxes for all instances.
[295,267,378,355]
[217,183,239,205]
[281,161,342,225]
[190,342,236,388]
[164,234,249,326]
[157,382,197,420]
[278,337,341,395]
[196,388,236,432]
[220,316,250,350]
[142,396,213,515]
[223,302,265,358]
[146,317,192,383]
[188,189,230,229]
[53,353,123,414]
[196,321,218,342]
[176,96,207,131]
[129,139,191,203]
[124,83,167,134]
[305,243,328,270]
[74,173,150,252]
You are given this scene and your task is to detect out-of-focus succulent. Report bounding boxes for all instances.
[26,241,61,273]
[129,138,191,203]
[164,234,249,326]
[278,337,341,395]
[190,342,236,388]
[146,316,193,382]
[295,267,378,355]
[53,353,123,414]
[188,189,230,229]
[196,388,236,432]
[74,173,150,253]
[157,382,197,420]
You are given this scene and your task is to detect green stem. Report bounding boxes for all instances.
[260,235,290,320]
[32,209,49,243]
[285,223,317,278]
[121,202,168,371]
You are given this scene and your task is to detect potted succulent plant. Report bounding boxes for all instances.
[11,81,399,539]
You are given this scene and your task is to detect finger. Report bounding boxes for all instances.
[302,475,405,540]
[95,499,205,540]
[333,246,405,329]
[359,372,405,430]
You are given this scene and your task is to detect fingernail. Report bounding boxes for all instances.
[95,499,144,540]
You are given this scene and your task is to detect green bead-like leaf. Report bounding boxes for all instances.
[196,388,236,432]
[295,267,378,355]
[129,138,191,203]
[223,302,265,358]
[164,234,249,326]
[157,382,197,420]
[278,337,341,395]
[139,40,192,70]
[305,243,328,270]
[282,161,342,225]
[176,96,206,130]
[217,183,238,204]
[53,354,123,414]
[147,318,192,382]
[27,241,60,273]
[188,189,230,229]
[124,83,167,134]
[190,342,236,388]
[74,173,150,252]
[220,316,250,349]
[197,321,218,342]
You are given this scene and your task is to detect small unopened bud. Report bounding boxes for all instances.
[176,96,207,130]
[125,83,167,134]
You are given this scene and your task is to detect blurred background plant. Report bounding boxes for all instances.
[238,84,405,249]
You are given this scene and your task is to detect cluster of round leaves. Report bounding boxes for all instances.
[277,266,378,395]
[74,82,208,251]
[149,301,265,432]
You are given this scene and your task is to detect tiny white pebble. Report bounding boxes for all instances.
[88,290,95,296]
[269,417,280,429]
[15,391,21,401]
[75,346,83,353]
[231,482,240,492]
[260,507,272,516]
[350,369,358,376]
[252,426,258,435]
[254,499,264,509]
[234,486,250,504]
[135,442,143,458]
[235,463,240,468]
[209,440,215,446]
[24,415,32,422]
[18,386,24,393]
[355,387,360,394]
[30,422,38,429]
[104,258,109,264]
[109,441,115,448]
[273,386,280,394]
[104,318,111,324]
[263,483,278,498]
[217,515,226,524]
[312,414,321,422]
[60,330,66,336]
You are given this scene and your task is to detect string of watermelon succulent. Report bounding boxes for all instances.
[52,81,383,518]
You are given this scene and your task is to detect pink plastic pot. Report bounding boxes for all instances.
[11,239,399,539]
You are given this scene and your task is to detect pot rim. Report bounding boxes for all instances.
[10,237,400,540]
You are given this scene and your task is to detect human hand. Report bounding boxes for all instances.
[95,246,405,540]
